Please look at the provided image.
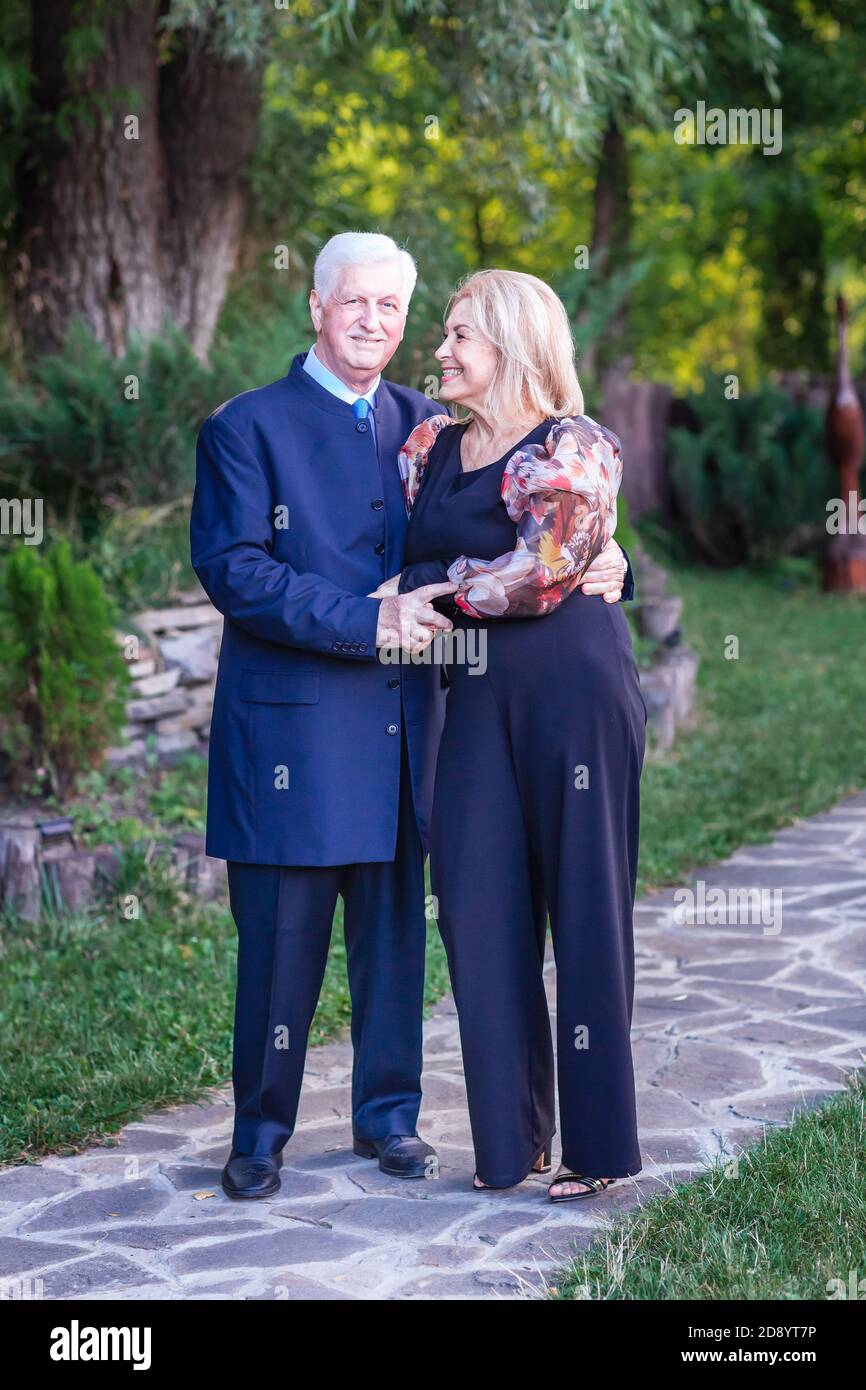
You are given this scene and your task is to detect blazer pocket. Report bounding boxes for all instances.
[239,672,320,704]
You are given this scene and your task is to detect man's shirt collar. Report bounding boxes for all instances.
[303,343,379,408]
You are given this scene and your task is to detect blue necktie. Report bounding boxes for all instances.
[352,397,371,433]
[353,394,377,449]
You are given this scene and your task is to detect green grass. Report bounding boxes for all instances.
[550,1076,866,1300]
[0,862,450,1165]
[1,559,864,1165]
[0,872,234,1163]
[547,554,866,1300]
[636,558,866,894]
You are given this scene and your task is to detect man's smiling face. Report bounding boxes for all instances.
[309,258,408,388]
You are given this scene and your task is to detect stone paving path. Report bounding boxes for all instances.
[2,793,865,1301]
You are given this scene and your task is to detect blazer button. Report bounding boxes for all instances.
[386,723,399,735]
[388,677,399,689]
[371,499,385,510]
[359,642,368,651]
[374,541,385,555]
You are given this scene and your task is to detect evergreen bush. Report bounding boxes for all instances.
[0,541,129,796]
[667,379,833,566]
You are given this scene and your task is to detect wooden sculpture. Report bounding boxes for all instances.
[823,296,866,592]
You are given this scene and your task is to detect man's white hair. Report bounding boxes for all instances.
[313,232,418,305]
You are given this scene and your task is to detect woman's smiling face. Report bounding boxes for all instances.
[434,298,498,411]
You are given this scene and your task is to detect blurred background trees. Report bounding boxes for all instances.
[0,0,862,587]
[6,0,861,378]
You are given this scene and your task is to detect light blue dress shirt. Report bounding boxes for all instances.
[303,343,379,447]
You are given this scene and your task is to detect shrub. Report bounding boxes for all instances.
[0,326,211,530]
[0,298,311,532]
[0,541,129,796]
[78,496,197,612]
[0,299,312,606]
[667,378,834,567]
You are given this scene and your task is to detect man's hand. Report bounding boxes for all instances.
[375,582,458,653]
[369,573,402,598]
[580,538,627,604]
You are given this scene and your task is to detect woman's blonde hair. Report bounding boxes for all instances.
[445,268,583,421]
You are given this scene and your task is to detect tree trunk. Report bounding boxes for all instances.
[159,34,263,359]
[14,0,261,361]
[578,118,632,383]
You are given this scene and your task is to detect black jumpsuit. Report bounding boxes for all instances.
[400,418,647,1186]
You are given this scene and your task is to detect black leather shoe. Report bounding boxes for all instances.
[221,1148,283,1199]
[352,1133,437,1178]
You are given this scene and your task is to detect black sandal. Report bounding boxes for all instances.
[548,1171,617,1203]
[473,1144,552,1191]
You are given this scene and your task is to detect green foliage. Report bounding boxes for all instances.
[246,10,840,397]
[0,858,448,1163]
[69,754,209,848]
[614,490,638,557]
[635,556,866,892]
[0,325,212,526]
[552,1075,866,1300]
[0,299,311,603]
[0,540,129,797]
[158,0,273,64]
[667,378,834,566]
[210,288,312,390]
[315,0,779,151]
[78,497,198,612]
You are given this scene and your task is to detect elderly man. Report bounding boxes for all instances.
[190,233,631,1199]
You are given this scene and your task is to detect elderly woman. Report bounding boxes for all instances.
[376,269,646,1201]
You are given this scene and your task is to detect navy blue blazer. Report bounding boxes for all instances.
[190,352,445,866]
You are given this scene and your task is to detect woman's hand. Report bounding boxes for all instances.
[368,572,402,598]
[579,539,627,603]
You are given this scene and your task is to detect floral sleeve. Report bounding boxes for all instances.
[446,415,622,619]
[397,413,455,512]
